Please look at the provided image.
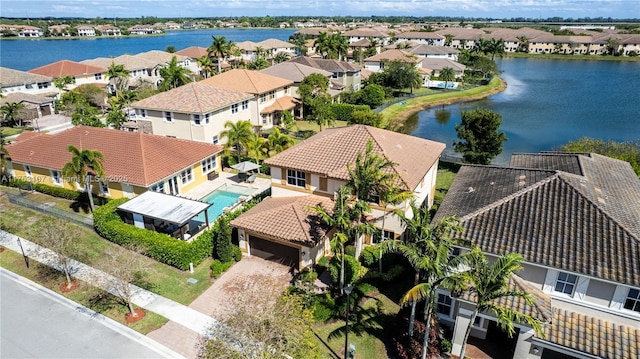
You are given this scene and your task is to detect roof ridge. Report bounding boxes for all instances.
[243,70,261,94]
[190,82,204,114]
[460,172,561,222]
[510,274,553,323]
[363,126,412,191]
[292,202,313,244]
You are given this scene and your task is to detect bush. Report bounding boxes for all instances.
[7,177,109,205]
[232,246,243,262]
[360,245,381,267]
[382,264,406,282]
[293,269,318,284]
[355,282,378,295]
[316,256,329,269]
[311,293,335,323]
[330,103,370,123]
[210,259,233,278]
[214,216,234,262]
[328,255,361,285]
[93,198,214,270]
[344,245,356,257]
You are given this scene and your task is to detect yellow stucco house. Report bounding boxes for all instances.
[6,126,224,199]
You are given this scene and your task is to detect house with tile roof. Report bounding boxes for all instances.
[76,25,96,37]
[0,93,54,125]
[231,125,445,269]
[0,67,53,96]
[129,82,253,144]
[94,25,121,37]
[342,27,391,45]
[259,62,336,107]
[134,50,199,75]
[28,60,109,91]
[256,38,296,58]
[6,126,223,199]
[433,152,640,358]
[200,69,295,129]
[288,56,362,91]
[363,49,423,73]
[175,46,209,59]
[395,31,446,46]
[81,55,161,90]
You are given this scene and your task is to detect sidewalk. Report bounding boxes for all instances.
[0,229,222,336]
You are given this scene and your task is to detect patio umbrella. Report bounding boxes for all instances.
[231,161,260,173]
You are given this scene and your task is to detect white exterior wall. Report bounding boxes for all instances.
[1,82,53,95]
[68,73,109,90]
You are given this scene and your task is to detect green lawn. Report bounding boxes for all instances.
[0,249,169,334]
[314,294,399,359]
[0,195,214,305]
[505,52,640,62]
[1,126,28,137]
[0,185,94,217]
[434,161,461,211]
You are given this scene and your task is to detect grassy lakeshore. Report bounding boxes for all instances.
[504,52,640,62]
[382,77,506,132]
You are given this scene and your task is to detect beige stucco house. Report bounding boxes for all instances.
[28,60,109,91]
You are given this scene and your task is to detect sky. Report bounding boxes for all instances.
[0,0,637,19]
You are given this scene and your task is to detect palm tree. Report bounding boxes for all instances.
[246,134,266,172]
[52,75,76,95]
[208,35,232,73]
[158,56,193,91]
[444,34,454,47]
[290,33,308,56]
[266,127,293,155]
[381,208,469,359]
[473,38,491,55]
[61,145,105,212]
[346,140,397,258]
[377,184,413,272]
[314,32,332,59]
[107,62,130,97]
[516,36,529,53]
[105,97,127,130]
[439,67,456,89]
[0,102,25,127]
[0,129,10,178]
[456,249,544,359]
[272,51,290,64]
[488,38,505,61]
[329,33,349,61]
[220,120,254,164]
[197,56,215,78]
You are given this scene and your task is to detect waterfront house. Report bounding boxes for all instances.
[363,49,423,73]
[28,60,109,91]
[200,69,295,129]
[82,55,160,89]
[342,27,391,45]
[76,25,96,37]
[175,46,209,59]
[256,38,297,58]
[395,31,445,46]
[6,126,223,198]
[231,125,445,269]
[0,67,53,96]
[288,56,362,91]
[129,82,253,144]
[47,24,71,37]
[128,25,158,35]
[433,152,640,358]
[0,93,54,126]
[134,50,199,76]
[405,44,460,61]
[94,25,121,36]
[420,58,466,80]
[17,25,43,37]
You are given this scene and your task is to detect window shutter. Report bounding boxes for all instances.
[281,168,286,185]
[305,172,310,190]
[543,269,558,293]
[319,177,327,191]
[574,277,590,300]
[610,285,628,310]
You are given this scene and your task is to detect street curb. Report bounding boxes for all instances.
[0,267,185,359]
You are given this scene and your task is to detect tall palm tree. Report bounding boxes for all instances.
[444,34,454,47]
[0,129,9,178]
[516,36,529,53]
[52,75,76,95]
[290,33,308,56]
[220,120,254,164]
[61,145,105,212]
[197,56,215,78]
[381,208,469,359]
[272,51,290,64]
[158,56,193,91]
[488,38,505,61]
[439,67,456,89]
[473,38,491,55]
[346,140,397,258]
[266,127,293,155]
[314,32,332,59]
[377,183,413,272]
[329,33,349,61]
[246,134,266,172]
[0,102,25,127]
[456,249,544,359]
[208,35,232,74]
[107,62,130,97]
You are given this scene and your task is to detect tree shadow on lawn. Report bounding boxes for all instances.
[69,200,91,214]
[326,295,396,347]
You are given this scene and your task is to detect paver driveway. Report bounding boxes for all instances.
[148,256,293,358]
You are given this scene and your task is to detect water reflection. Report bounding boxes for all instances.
[434,108,452,125]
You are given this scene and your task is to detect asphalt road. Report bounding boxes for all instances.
[0,270,179,359]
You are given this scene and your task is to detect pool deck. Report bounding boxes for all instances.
[183,171,271,201]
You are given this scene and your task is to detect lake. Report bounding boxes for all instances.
[407,58,640,165]
[0,28,296,71]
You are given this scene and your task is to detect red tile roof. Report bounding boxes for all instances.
[175,46,209,58]
[28,60,107,77]
[7,126,223,187]
[265,125,445,191]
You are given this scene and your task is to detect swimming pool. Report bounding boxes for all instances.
[195,184,255,223]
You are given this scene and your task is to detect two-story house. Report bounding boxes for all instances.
[28,60,109,92]
[363,49,423,73]
[81,55,160,90]
[288,56,362,91]
[433,152,640,358]
[6,126,223,199]
[129,82,253,144]
[18,25,43,37]
[0,67,53,95]
[231,125,445,270]
[76,25,96,37]
[395,31,445,46]
[95,25,121,36]
[200,69,295,129]
[134,50,199,76]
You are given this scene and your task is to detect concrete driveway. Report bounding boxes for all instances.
[148,256,292,358]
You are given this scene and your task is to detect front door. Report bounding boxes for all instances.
[167,176,179,195]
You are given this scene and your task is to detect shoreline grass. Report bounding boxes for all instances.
[504,52,640,62]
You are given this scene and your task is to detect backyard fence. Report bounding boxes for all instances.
[5,192,94,228]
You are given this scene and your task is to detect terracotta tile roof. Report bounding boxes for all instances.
[433,153,640,287]
[260,96,298,114]
[421,58,466,72]
[541,308,640,358]
[259,62,332,83]
[364,49,422,63]
[0,93,54,106]
[350,39,371,47]
[6,126,223,187]
[398,31,446,40]
[256,38,295,50]
[81,55,158,71]
[200,69,293,95]
[289,56,361,73]
[175,46,208,58]
[460,273,552,322]
[135,50,191,64]
[236,41,258,51]
[230,195,334,247]
[130,82,252,113]
[409,44,460,55]
[265,125,445,191]
[342,28,389,38]
[0,67,52,87]
[28,60,107,77]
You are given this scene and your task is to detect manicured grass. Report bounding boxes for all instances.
[381,77,504,131]
[504,52,640,62]
[0,185,93,217]
[0,249,169,334]
[314,294,399,359]
[0,195,214,305]
[434,161,461,211]
[1,126,27,137]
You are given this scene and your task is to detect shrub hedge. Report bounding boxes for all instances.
[330,103,370,123]
[93,198,214,270]
[7,177,109,205]
[210,259,233,278]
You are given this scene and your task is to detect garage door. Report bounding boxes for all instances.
[249,236,299,269]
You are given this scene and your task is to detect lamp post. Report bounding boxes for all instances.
[344,284,353,359]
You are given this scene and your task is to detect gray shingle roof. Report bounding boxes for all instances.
[434,153,640,287]
[288,56,361,73]
[0,67,52,87]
